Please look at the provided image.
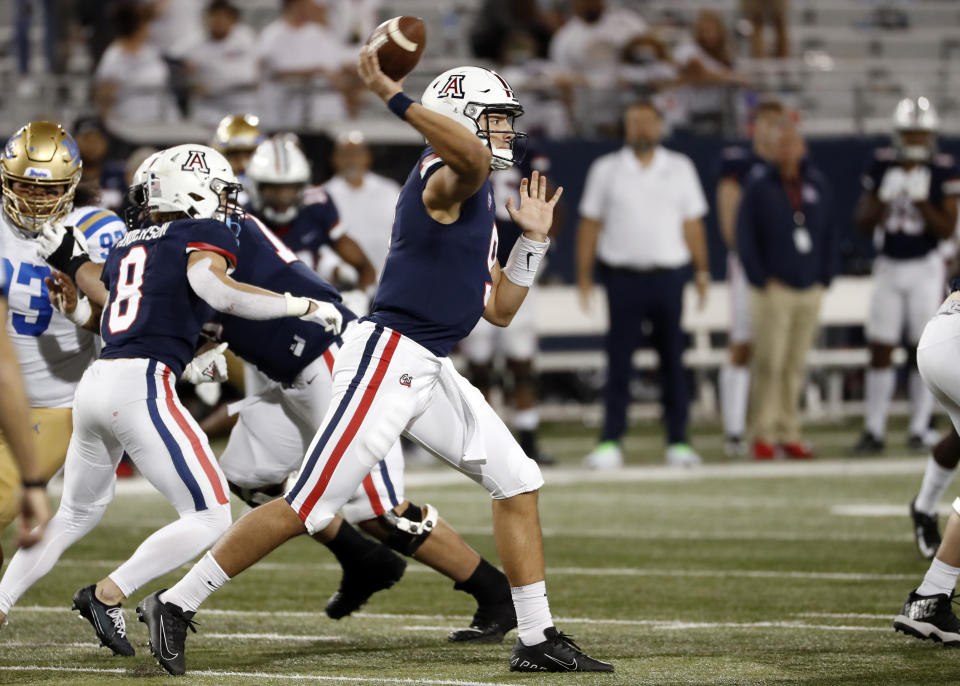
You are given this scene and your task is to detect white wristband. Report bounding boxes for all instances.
[503,235,550,288]
[284,292,311,317]
[68,297,92,327]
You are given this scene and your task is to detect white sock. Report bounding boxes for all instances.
[159,551,231,613]
[513,408,539,432]
[915,456,957,516]
[909,371,935,437]
[864,368,895,438]
[511,581,553,646]
[110,505,230,598]
[720,364,750,437]
[917,558,960,597]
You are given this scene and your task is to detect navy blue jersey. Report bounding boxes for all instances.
[248,188,341,267]
[370,148,498,356]
[863,148,960,259]
[718,145,764,185]
[214,215,355,386]
[489,150,550,266]
[99,218,239,377]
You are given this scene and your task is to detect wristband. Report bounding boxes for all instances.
[503,235,550,288]
[283,292,311,317]
[67,296,93,327]
[21,479,45,489]
[64,254,92,283]
[387,92,414,120]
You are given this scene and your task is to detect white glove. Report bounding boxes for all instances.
[36,221,89,263]
[301,299,343,335]
[339,289,370,318]
[905,165,932,202]
[877,167,907,203]
[182,342,229,384]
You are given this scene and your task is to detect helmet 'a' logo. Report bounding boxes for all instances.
[181,150,210,175]
[437,74,466,100]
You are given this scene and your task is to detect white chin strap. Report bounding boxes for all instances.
[262,204,298,224]
[490,147,514,170]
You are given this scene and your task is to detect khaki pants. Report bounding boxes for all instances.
[0,407,73,531]
[749,283,824,443]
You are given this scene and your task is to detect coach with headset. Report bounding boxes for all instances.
[576,100,710,469]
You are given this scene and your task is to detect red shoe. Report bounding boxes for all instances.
[781,441,815,459]
[115,459,135,478]
[751,441,776,460]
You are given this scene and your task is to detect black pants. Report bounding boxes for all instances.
[599,264,689,445]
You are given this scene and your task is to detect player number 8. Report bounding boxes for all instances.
[108,246,147,334]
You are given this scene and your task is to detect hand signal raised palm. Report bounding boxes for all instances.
[505,170,563,242]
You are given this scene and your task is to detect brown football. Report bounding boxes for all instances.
[366,16,426,81]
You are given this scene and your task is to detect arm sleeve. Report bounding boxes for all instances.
[186,257,289,319]
[578,157,608,221]
[735,183,766,287]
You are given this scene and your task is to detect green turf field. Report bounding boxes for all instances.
[0,418,955,685]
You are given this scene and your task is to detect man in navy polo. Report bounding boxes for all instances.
[737,119,838,460]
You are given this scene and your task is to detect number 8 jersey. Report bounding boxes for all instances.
[0,205,125,408]
[99,218,238,378]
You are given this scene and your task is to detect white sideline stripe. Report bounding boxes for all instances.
[403,621,886,633]
[33,561,914,581]
[205,632,341,641]
[831,503,953,517]
[795,612,892,620]
[63,456,928,496]
[0,666,523,685]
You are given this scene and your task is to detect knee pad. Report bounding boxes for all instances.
[378,502,438,556]
[229,481,285,509]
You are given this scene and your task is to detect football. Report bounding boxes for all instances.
[366,16,426,81]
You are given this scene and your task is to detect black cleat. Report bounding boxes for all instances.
[894,590,960,646]
[910,497,941,560]
[325,544,406,619]
[510,626,614,672]
[137,590,197,675]
[908,433,932,451]
[71,585,134,656]
[850,431,885,456]
[448,601,517,643]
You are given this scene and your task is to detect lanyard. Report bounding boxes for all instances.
[783,176,805,227]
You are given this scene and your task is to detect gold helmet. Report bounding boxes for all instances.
[211,114,263,153]
[1,121,82,232]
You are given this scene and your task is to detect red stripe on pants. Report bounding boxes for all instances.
[297,330,402,521]
[162,368,230,505]
[361,474,385,517]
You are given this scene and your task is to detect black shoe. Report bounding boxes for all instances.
[910,497,941,560]
[894,590,960,646]
[71,585,134,656]
[723,435,747,458]
[448,601,517,643]
[850,431,885,456]
[510,626,614,672]
[137,590,198,676]
[908,434,929,451]
[325,545,406,619]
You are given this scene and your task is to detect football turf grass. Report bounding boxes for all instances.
[1,418,956,684]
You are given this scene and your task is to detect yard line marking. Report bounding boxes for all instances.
[794,612,892,620]
[455,526,913,543]
[831,503,953,517]
[401,620,886,633]
[0,641,99,648]
[57,456,928,496]
[0,666,525,685]
[205,632,341,641]
[42,558,916,581]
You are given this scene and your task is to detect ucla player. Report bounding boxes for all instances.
[852,97,960,456]
[461,147,555,466]
[716,101,784,457]
[0,121,123,567]
[211,113,263,180]
[0,144,342,654]
[139,50,612,675]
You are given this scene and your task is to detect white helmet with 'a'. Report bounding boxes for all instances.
[892,96,939,162]
[245,137,311,224]
[145,144,241,221]
[421,66,526,170]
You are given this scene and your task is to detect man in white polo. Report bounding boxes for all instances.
[576,100,710,468]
